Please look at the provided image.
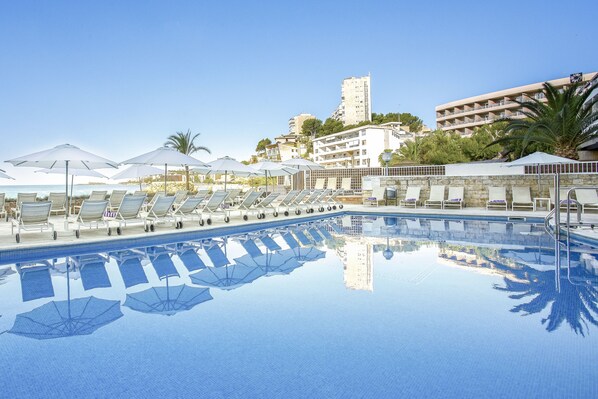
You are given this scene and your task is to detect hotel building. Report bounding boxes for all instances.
[312,123,413,168]
[331,75,372,125]
[436,72,598,136]
[288,113,316,136]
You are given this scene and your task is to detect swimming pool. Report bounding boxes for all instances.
[1,214,597,398]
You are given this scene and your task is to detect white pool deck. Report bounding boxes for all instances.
[1,204,597,252]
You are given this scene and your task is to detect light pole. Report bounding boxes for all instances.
[382,151,392,177]
[383,236,394,261]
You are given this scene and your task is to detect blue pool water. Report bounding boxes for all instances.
[1,214,598,398]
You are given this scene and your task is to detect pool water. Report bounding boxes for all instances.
[1,214,597,398]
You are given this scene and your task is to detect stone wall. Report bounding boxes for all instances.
[362,174,598,208]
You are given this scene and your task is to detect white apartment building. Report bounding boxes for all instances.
[288,113,316,136]
[313,123,412,168]
[436,72,597,136]
[331,75,372,125]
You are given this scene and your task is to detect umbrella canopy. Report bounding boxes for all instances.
[251,161,299,193]
[0,168,14,180]
[121,147,209,194]
[505,151,578,167]
[35,167,108,178]
[282,158,324,171]
[9,296,123,339]
[5,144,118,219]
[124,285,212,316]
[111,165,164,190]
[200,156,258,190]
[190,264,265,290]
[234,251,302,276]
[286,247,326,263]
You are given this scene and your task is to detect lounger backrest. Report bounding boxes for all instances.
[20,201,51,224]
[0,193,5,207]
[149,196,176,217]
[226,189,241,201]
[78,200,109,222]
[447,187,464,201]
[306,190,323,203]
[488,187,506,202]
[428,185,445,202]
[204,190,228,211]
[290,190,309,204]
[117,195,146,219]
[257,193,279,207]
[405,186,421,200]
[17,193,37,207]
[48,192,66,209]
[280,190,299,205]
[371,187,386,199]
[174,190,188,203]
[341,177,352,191]
[317,189,332,201]
[327,177,337,190]
[133,191,146,196]
[314,178,325,190]
[109,190,128,208]
[239,191,261,207]
[512,186,532,203]
[89,191,108,201]
[575,189,598,204]
[177,197,204,214]
[196,189,210,197]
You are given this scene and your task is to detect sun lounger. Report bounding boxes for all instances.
[69,199,110,238]
[314,189,333,212]
[11,192,37,219]
[252,192,280,219]
[144,195,177,231]
[112,250,149,288]
[18,265,55,301]
[224,189,242,206]
[486,187,507,210]
[282,190,308,216]
[148,250,180,279]
[259,234,282,251]
[364,187,385,207]
[0,193,6,221]
[511,186,534,210]
[198,190,229,225]
[307,227,324,243]
[48,192,67,215]
[108,190,128,211]
[11,201,55,243]
[314,178,325,190]
[109,194,147,235]
[299,189,325,214]
[317,225,334,240]
[173,190,188,207]
[172,197,204,227]
[275,190,300,216]
[72,254,111,290]
[203,240,231,267]
[549,187,578,209]
[176,244,207,272]
[226,190,262,221]
[89,190,108,201]
[238,237,264,258]
[133,190,146,196]
[340,177,353,195]
[281,231,300,249]
[327,177,337,190]
[574,189,598,213]
[324,189,344,210]
[400,186,421,208]
[430,219,446,232]
[425,185,445,209]
[443,187,464,209]
[292,228,313,246]
[195,189,210,198]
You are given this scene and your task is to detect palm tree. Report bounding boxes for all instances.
[164,129,211,191]
[493,79,598,159]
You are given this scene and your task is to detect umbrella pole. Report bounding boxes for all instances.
[139,177,142,191]
[225,171,228,191]
[164,164,168,195]
[265,171,268,194]
[70,175,74,208]
[65,161,70,229]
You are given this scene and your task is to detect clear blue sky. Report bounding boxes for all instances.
[1,0,596,184]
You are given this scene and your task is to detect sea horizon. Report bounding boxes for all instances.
[0,183,141,199]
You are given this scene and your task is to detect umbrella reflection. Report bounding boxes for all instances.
[124,283,212,316]
[190,264,265,291]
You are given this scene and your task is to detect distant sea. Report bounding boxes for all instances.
[0,184,140,199]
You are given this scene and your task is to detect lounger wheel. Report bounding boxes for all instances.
[339,204,343,209]
[224,216,230,223]
[206,218,212,225]
[327,206,332,211]
[144,225,149,232]
[117,227,122,235]
[243,215,248,221]
[150,224,155,232]
[333,205,337,210]
[53,231,57,240]
[320,207,324,212]
[273,212,278,217]
[108,228,112,236]
[75,230,80,239]
[261,213,266,219]
[199,220,205,226]
[178,221,183,229]
[15,234,20,243]
[284,211,289,217]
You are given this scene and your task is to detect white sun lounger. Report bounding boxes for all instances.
[574,189,598,213]
[325,189,344,210]
[511,186,534,210]
[252,192,280,219]
[340,177,353,195]
[108,190,128,211]
[549,187,578,209]
[224,189,242,206]
[173,197,205,227]
[298,189,324,214]
[364,187,385,206]
[11,201,56,243]
[425,185,445,209]
[144,195,177,231]
[283,190,309,216]
[48,192,67,215]
[486,187,507,210]
[400,186,421,208]
[314,178,325,190]
[275,190,300,216]
[69,199,110,238]
[327,177,337,190]
[11,192,37,219]
[226,190,262,221]
[198,190,229,225]
[0,193,6,221]
[109,194,147,235]
[443,187,464,209]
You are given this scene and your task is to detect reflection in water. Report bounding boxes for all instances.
[124,284,212,316]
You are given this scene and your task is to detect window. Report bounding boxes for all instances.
[362,140,366,145]
[362,149,367,155]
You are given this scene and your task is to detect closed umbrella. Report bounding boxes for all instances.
[282,158,324,190]
[0,169,14,180]
[5,144,118,221]
[251,161,299,193]
[111,165,164,190]
[201,156,257,190]
[121,147,209,194]
[35,167,108,202]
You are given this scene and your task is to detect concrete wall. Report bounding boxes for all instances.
[362,174,598,208]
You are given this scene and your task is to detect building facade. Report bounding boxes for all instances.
[264,133,306,161]
[436,72,598,136]
[313,123,413,168]
[331,75,372,125]
[288,113,316,136]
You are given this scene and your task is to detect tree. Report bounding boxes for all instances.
[164,129,211,191]
[492,80,598,159]
[320,118,345,136]
[371,112,424,132]
[255,138,272,153]
[301,118,323,139]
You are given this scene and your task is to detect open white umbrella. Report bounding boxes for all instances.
[201,156,257,190]
[505,151,578,195]
[5,144,118,220]
[251,161,299,193]
[121,147,209,194]
[0,169,14,180]
[282,158,324,190]
[111,165,164,190]
[35,167,108,202]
